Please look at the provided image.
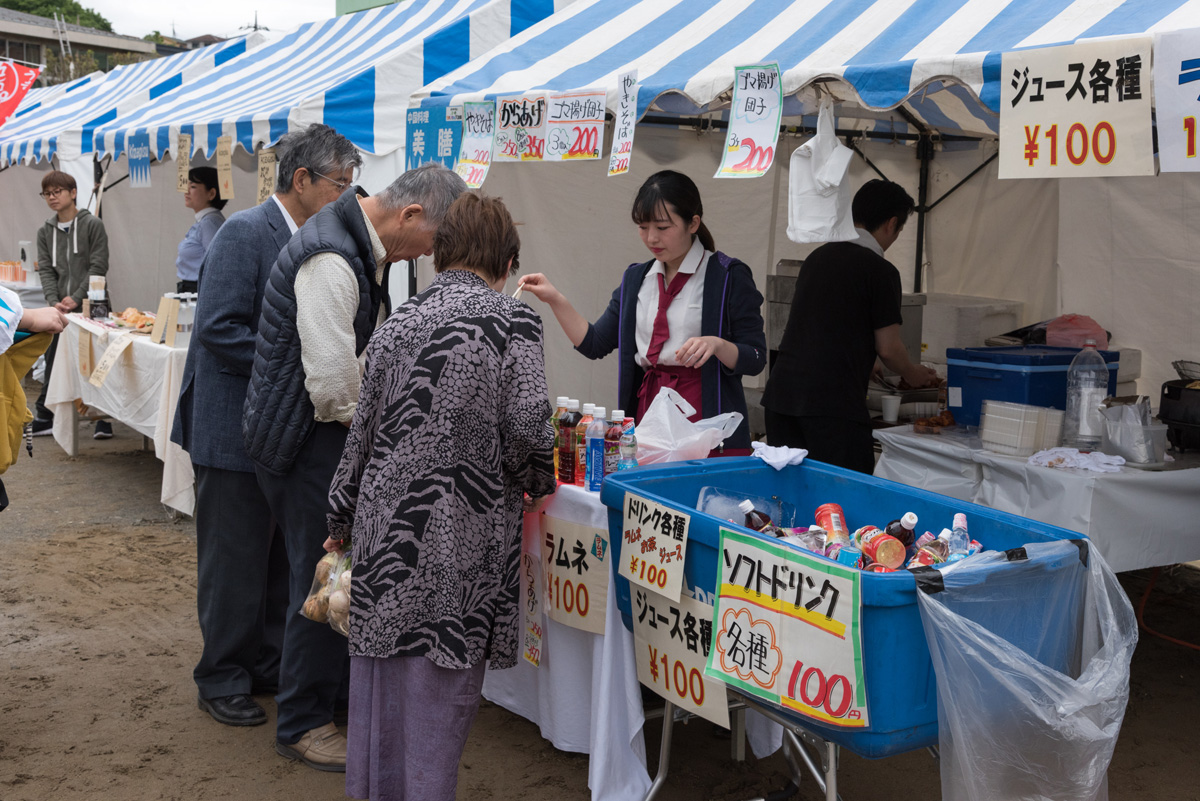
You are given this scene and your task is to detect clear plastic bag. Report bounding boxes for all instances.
[300,551,352,637]
[635,387,742,464]
[916,541,1137,801]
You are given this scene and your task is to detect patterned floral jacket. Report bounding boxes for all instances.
[328,269,556,669]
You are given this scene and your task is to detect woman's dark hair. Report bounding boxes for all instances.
[630,170,715,251]
[188,166,228,210]
[433,191,520,283]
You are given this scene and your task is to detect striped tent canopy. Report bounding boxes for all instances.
[412,0,1200,138]
[95,0,574,161]
[0,38,261,166]
[9,71,107,124]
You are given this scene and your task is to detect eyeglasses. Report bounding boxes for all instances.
[39,188,69,199]
[310,169,355,191]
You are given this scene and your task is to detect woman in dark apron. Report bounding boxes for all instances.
[522,170,766,455]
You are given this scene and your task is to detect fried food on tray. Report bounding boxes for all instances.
[914,409,956,428]
[113,307,155,328]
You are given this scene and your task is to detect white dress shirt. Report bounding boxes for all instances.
[271,194,300,235]
[634,237,709,369]
[851,226,885,258]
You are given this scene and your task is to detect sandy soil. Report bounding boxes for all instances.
[2,406,1199,801]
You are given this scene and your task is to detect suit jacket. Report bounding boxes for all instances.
[171,198,293,472]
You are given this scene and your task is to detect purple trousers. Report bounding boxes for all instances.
[346,655,487,801]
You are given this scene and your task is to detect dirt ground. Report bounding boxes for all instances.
[2,406,1199,800]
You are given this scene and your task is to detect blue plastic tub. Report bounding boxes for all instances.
[599,457,1087,759]
[946,345,1119,427]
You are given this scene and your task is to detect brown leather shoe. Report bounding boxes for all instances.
[275,722,346,772]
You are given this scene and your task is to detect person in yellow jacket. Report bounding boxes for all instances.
[0,285,66,510]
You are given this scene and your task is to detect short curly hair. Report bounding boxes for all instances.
[433,192,520,283]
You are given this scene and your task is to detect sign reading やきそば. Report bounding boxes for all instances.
[608,71,638,177]
[455,101,495,188]
[706,528,869,728]
[1000,38,1153,179]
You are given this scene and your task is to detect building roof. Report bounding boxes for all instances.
[0,7,155,52]
[187,35,227,46]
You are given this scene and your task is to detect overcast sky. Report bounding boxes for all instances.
[85,1,337,41]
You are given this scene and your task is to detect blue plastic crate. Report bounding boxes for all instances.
[599,457,1087,759]
[946,345,1119,427]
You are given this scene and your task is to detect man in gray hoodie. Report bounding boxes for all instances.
[33,170,110,438]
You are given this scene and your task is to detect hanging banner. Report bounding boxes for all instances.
[0,60,40,128]
[618,493,689,602]
[127,132,152,189]
[455,101,496,188]
[495,95,548,162]
[215,135,235,200]
[634,587,730,727]
[256,148,276,204]
[406,105,462,171]
[1154,29,1200,173]
[608,71,638,177]
[541,513,609,635]
[716,64,782,179]
[521,549,544,667]
[999,38,1153,179]
[706,528,869,729]
[175,133,192,193]
[88,332,136,388]
[546,89,606,161]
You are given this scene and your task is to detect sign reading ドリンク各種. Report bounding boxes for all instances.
[619,493,689,602]
[540,513,609,635]
[705,528,869,729]
[1000,38,1153,179]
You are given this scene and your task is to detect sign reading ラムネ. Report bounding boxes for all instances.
[541,514,609,635]
[706,528,869,728]
[633,587,730,727]
[1000,38,1153,179]
[1153,29,1200,173]
[619,493,689,602]
[716,64,782,179]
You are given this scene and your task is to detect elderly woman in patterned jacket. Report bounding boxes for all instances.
[326,191,556,801]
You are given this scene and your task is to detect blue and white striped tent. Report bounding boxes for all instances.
[412,0,1200,138]
[9,71,106,124]
[95,0,574,161]
[0,37,260,167]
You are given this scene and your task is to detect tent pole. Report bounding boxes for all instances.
[913,134,933,293]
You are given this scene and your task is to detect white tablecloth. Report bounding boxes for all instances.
[874,426,1200,572]
[483,483,650,801]
[46,315,194,515]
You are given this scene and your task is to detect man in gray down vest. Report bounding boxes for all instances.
[171,125,361,737]
[243,162,467,772]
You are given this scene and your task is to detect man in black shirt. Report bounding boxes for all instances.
[763,179,938,473]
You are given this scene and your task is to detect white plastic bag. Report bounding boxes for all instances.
[916,541,1137,801]
[635,387,742,464]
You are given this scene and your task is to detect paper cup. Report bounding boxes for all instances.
[881,394,901,423]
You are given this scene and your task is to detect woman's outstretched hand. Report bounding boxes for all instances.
[515,273,560,304]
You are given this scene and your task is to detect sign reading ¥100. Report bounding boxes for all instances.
[705,528,869,728]
[619,492,689,602]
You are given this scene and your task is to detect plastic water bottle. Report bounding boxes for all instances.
[948,513,969,555]
[617,418,638,470]
[585,407,607,491]
[1063,339,1109,451]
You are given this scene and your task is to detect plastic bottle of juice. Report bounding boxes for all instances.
[617,417,638,470]
[551,396,568,481]
[815,503,852,554]
[558,400,580,484]
[603,409,624,477]
[884,512,919,554]
[738,500,775,532]
[573,404,595,487]
[858,529,907,570]
[585,407,607,491]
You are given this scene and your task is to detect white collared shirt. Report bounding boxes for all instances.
[634,237,709,368]
[851,226,885,258]
[271,194,299,235]
[194,205,221,224]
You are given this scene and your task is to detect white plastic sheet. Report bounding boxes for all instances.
[916,542,1137,801]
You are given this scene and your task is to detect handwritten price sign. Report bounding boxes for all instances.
[175,133,191,193]
[455,101,496,188]
[495,95,547,162]
[716,64,782,179]
[619,493,689,602]
[1154,29,1200,173]
[256,148,276,205]
[633,588,730,727]
[1000,38,1152,179]
[546,89,606,162]
[608,71,638,177]
[521,551,544,667]
[705,528,869,728]
[541,514,609,635]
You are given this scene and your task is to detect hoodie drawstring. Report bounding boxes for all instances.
[50,217,81,294]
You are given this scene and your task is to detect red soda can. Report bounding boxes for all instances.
[815,503,851,549]
[865,563,895,573]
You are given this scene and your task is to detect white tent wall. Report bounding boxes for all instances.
[99,151,259,312]
[1059,174,1200,396]
[0,161,54,265]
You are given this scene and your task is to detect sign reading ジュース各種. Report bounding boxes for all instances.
[1000,38,1153,179]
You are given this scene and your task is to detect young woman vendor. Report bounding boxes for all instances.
[521,170,766,453]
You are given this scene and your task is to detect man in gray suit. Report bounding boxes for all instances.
[171,124,361,735]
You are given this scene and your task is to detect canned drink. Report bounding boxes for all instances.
[968,539,983,555]
[835,546,863,569]
[865,563,895,573]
